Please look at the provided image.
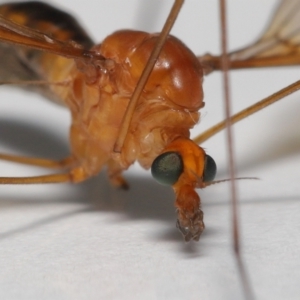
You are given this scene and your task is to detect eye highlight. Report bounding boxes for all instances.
[203,154,217,182]
[151,152,183,186]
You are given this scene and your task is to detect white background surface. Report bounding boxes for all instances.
[0,1,299,299]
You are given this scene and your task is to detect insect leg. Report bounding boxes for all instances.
[107,160,129,190]
[0,153,75,169]
[193,80,300,145]
[0,173,71,184]
[0,164,93,184]
[219,1,254,299]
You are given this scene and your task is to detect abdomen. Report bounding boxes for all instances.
[0,1,94,104]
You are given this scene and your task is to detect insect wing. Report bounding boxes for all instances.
[230,0,300,63]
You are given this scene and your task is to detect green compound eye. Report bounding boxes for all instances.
[203,154,217,182]
[151,152,183,186]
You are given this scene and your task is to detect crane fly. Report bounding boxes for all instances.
[0,0,299,238]
[0,1,299,298]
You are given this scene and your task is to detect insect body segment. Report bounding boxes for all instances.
[67,30,205,182]
[0,2,212,240]
[68,30,213,239]
[0,1,94,104]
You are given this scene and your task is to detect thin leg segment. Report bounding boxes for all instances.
[219,1,254,300]
[193,80,300,145]
[0,154,75,169]
[0,173,71,184]
[0,166,91,184]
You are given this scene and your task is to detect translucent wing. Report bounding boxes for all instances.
[230,0,300,60]
[200,0,300,72]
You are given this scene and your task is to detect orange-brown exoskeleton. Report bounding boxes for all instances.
[0,0,299,243]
